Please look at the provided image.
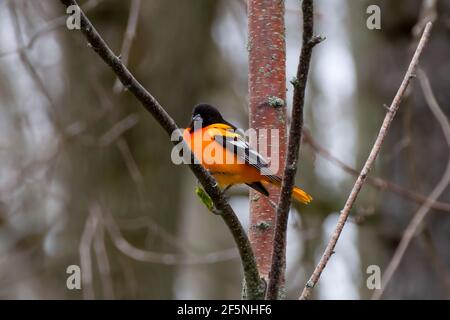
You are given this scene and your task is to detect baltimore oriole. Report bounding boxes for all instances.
[182,104,312,204]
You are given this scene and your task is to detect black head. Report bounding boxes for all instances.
[189,103,235,131]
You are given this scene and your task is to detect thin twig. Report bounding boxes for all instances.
[116,215,193,254]
[115,137,145,187]
[79,208,98,300]
[0,0,104,58]
[8,1,76,143]
[412,0,438,38]
[92,205,115,299]
[101,206,238,265]
[303,130,450,213]
[98,113,140,146]
[58,0,264,299]
[372,67,450,299]
[9,3,58,111]
[113,0,141,93]
[300,22,433,300]
[92,78,146,190]
[266,0,323,300]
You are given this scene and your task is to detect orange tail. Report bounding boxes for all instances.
[292,186,313,204]
[261,181,312,204]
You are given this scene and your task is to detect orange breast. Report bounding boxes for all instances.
[182,127,263,187]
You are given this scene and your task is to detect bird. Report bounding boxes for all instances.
[182,103,312,204]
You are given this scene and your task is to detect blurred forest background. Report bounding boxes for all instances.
[0,0,449,299]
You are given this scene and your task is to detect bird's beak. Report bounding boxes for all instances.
[189,114,203,131]
[192,114,202,122]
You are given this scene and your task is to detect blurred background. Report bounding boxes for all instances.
[0,0,449,299]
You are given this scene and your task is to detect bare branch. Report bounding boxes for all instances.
[300,22,433,300]
[266,0,322,300]
[0,0,104,58]
[113,0,141,93]
[79,207,99,300]
[372,67,450,299]
[115,137,145,187]
[116,215,194,254]
[412,0,438,38]
[91,79,146,190]
[9,3,57,110]
[98,113,140,147]
[58,0,264,299]
[101,206,239,265]
[303,130,450,213]
[92,205,115,299]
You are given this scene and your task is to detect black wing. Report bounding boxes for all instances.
[213,134,281,183]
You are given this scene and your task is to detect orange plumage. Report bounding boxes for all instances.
[183,104,312,204]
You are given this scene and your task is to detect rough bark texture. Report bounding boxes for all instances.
[248,0,287,282]
[267,0,321,300]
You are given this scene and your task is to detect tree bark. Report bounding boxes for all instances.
[247,0,287,285]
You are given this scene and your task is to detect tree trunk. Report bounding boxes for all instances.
[247,0,287,286]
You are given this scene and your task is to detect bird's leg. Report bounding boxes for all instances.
[222,184,233,194]
[221,184,233,201]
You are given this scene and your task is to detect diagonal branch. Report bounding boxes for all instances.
[9,2,62,129]
[300,22,433,300]
[58,0,264,299]
[303,130,450,213]
[266,0,323,300]
[371,68,450,299]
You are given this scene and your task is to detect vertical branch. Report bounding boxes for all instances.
[79,208,99,300]
[247,0,287,286]
[113,0,141,93]
[93,205,115,299]
[300,23,433,300]
[266,0,322,300]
